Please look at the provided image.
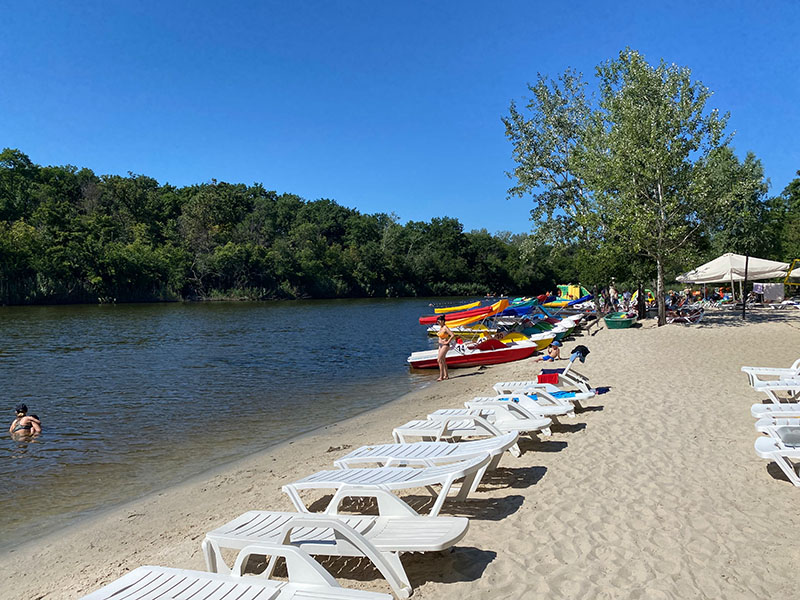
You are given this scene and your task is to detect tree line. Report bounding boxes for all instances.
[2,50,798,308]
[0,148,570,304]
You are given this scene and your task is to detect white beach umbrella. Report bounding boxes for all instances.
[676,253,790,284]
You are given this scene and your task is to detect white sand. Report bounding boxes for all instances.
[2,309,800,600]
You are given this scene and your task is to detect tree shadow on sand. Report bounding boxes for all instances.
[688,310,800,328]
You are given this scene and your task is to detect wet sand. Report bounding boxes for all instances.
[3,309,800,600]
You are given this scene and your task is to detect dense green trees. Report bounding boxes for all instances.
[0,149,569,304]
[505,49,795,324]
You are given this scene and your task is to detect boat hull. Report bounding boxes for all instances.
[604,312,637,329]
[407,343,538,369]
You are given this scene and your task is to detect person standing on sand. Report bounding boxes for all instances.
[435,315,454,381]
[609,284,619,309]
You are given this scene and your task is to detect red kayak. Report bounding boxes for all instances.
[407,338,538,369]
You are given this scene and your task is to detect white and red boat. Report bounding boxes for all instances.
[407,338,538,369]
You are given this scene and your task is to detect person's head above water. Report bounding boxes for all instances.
[14,403,27,416]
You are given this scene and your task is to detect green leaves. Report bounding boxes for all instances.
[505,48,747,324]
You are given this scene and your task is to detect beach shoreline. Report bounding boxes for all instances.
[3,309,800,600]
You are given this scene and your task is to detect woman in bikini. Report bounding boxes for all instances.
[9,403,41,437]
[435,315,454,381]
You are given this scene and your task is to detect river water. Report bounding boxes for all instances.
[0,299,444,550]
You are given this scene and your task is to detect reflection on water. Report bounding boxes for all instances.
[0,299,441,550]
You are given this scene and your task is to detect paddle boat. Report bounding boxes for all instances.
[499,331,556,350]
[407,337,538,369]
[603,311,637,329]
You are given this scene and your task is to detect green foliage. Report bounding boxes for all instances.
[504,48,772,325]
[768,171,800,261]
[0,149,576,304]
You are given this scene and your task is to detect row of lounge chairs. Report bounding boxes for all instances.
[82,360,597,599]
[747,359,800,485]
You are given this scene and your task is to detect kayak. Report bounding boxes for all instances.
[419,299,507,325]
[433,301,481,314]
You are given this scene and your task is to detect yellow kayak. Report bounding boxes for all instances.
[434,301,481,314]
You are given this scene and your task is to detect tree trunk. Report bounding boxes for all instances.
[656,258,666,326]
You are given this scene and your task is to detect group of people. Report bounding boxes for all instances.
[598,284,633,313]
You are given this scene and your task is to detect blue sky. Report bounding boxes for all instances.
[1,1,798,234]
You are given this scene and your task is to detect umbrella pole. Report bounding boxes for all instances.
[743,255,749,319]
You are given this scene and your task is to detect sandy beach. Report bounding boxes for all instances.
[3,309,800,600]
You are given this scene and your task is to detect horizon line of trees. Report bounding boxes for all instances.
[1,139,797,307]
[0,148,576,305]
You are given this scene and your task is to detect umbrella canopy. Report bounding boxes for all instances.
[676,253,791,284]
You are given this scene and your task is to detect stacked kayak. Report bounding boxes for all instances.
[418,299,509,327]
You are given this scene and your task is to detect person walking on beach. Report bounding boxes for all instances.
[9,404,41,437]
[435,315,454,381]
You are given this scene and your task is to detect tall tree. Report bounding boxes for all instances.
[506,49,732,325]
[584,49,729,324]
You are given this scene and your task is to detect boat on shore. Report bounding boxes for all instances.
[407,337,538,369]
[604,311,638,329]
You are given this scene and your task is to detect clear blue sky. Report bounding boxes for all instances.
[2,1,798,234]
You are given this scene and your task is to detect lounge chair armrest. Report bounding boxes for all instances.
[325,486,418,516]
[425,414,505,438]
[231,543,340,587]
[277,517,413,598]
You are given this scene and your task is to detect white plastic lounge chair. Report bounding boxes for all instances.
[333,431,519,471]
[391,413,550,456]
[283,453,492,517]
[755,432,800,487]
[492,379,595,403]
[203,490,468,599]
[80,543,391,600]
[427,402,558,435]
[754,417,800,438]
[750,378,800,404]
[751,403,800,419]
[468,394,575,418]
[741,358,800,386]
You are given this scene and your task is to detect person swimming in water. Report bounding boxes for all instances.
[9,403,41,436]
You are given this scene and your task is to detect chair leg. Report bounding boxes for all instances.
[282,485,310,512]
[201,538,227,573]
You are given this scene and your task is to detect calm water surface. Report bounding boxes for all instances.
[0,299,446,550]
